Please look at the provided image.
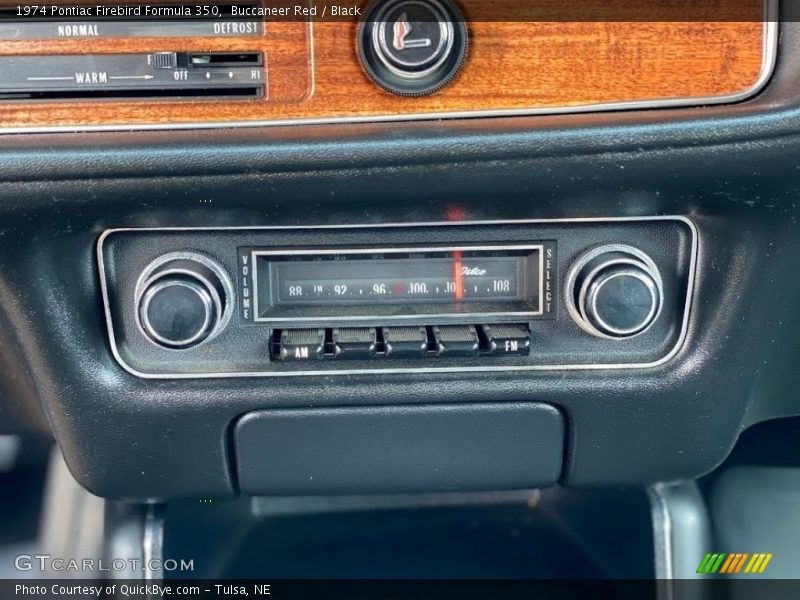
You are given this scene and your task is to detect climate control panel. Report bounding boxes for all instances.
[98,218,696,378]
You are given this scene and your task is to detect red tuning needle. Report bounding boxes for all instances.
[453,250,463,300]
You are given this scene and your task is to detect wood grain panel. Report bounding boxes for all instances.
[0,0,771,129]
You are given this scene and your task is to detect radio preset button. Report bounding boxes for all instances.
[383,326,429,357]
[480,324,531,356]
[278,329,325,361]
[434,325,480,357]
[332,328,378,360]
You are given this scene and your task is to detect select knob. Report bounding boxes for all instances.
[567,246,663,339]
[136,253,232,349]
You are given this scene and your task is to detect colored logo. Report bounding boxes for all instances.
[392,14,433,51]
[697,553,773,575]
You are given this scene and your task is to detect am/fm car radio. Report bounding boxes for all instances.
[98,218,696,378]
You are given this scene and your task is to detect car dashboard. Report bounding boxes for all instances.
[0,0,799,590]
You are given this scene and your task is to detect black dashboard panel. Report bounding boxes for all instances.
[0,13,799,502]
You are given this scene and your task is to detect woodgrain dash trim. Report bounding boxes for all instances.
[0,0,778,132]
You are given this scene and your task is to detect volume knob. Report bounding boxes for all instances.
[567,245,663,339]
[135,253,233,349]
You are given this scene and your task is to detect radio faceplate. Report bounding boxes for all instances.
[97,217,696,378]
[239,243,556,326]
